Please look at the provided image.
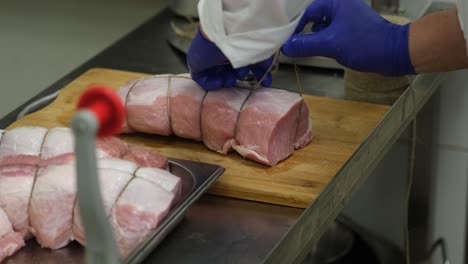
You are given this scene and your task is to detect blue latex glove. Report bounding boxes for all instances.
[281,0,416,76]
[187,29,274,91]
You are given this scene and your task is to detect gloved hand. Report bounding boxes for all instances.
[187,28,274,91]
[281,0,416,76]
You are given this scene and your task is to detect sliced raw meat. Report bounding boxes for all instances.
[111,178,174,257]
[201,87,250,154]
[0,207,24,263]
[135,167,181,197]
[0,127,47,238]
[294,101,314,149]
[29,164,76,249]
[124,76,172,135]
[232,88,304,166]
[169,76,206,141]
[122,145,168,169]
[73,160,134,245]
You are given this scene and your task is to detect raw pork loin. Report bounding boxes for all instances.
[0,126,180,261]
[119,74,313,166]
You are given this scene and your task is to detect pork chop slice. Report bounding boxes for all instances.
[201,88,250,154]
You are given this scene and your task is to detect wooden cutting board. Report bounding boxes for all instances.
[8,68,389,208]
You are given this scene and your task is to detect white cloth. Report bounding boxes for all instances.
[198,0,311,68]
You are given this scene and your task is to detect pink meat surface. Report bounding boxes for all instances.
[0,207,24,263]
[294,101,313,149]
[0,127,47,159]
[124,76,172,135]
[135,167,181,198]
[117,83,133,133]
[232,88,305,166]
[0,127,47,238]
[73,159,134,245]
[122,145,168,169]
[29,164,76,249]
[169,76,206,141]
[40,127,130,165]
[96,137,129,159]
[0,166,36,240]
[97,158,138,174]
[41,128,74,159]
[201,88,250,154]
[39,127,167,168]
[111,178,174,257]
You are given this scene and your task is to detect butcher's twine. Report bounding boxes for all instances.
[294,64,305,97]
[254,51,281,90]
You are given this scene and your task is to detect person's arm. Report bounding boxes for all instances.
[281,0,468,76]
[409,8,468,73]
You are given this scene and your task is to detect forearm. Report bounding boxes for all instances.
[409,8,468,73]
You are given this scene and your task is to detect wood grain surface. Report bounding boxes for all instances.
[8,68,389,208]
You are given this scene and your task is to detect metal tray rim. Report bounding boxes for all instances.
[123,158,225,264]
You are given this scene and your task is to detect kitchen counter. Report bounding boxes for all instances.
[0,3,447,264]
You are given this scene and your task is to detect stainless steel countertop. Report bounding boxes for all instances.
[146,195,302,263]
